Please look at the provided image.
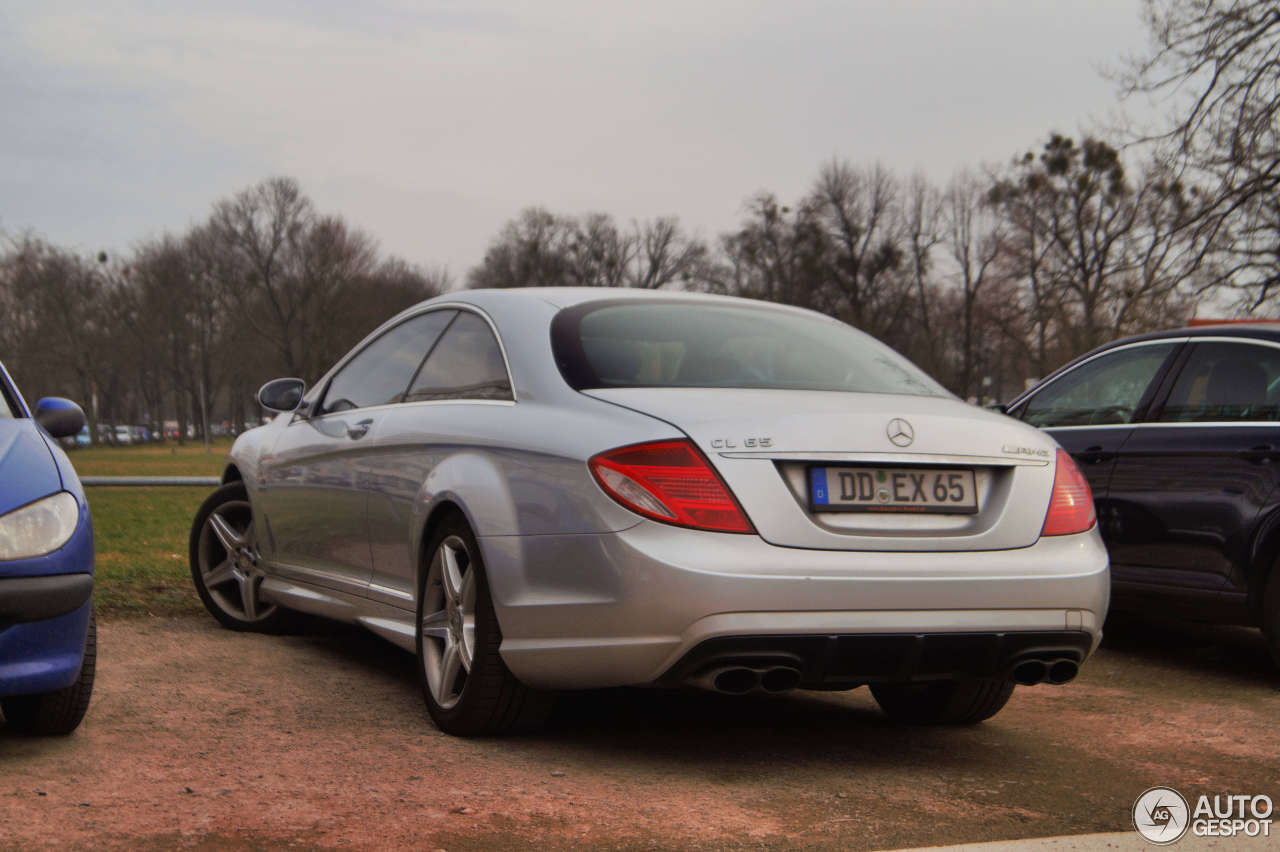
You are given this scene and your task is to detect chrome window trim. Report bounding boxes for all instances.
[309,302,518,421]
[1133,421,1280,429]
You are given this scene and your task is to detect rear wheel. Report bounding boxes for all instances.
[190,482,291,632]
[416,515,550,735]
[870,677,1015,725]
[2,610,97,735]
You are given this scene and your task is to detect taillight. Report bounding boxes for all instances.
[1041,448,1096,536]
[589,440,754,534]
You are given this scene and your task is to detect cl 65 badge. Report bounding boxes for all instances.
[710,437,773,449]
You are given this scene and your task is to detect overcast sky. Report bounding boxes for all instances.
[3,0,1154,282]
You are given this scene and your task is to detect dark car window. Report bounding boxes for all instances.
[405,311,513,402]
[321,311,455,414]
[550,301,949,397]
[1158,341,1280,423]
[1021,343,1177,428]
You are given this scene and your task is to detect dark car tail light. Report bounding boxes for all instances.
[1041,448,1096,536]
[589,440,754,534]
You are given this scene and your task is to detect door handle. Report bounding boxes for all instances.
[1079,445,1115,464]
[347,418,373,440]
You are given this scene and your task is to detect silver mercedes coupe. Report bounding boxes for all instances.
[189,288,1109,735]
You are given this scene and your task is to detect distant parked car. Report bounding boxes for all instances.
[191,288,1107,735]
[1005,324,1280,666]
[0,362,96,734]
[113,425,132,445]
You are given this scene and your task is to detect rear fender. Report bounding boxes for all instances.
[1247,501,1280,622]
[410,452,516,598]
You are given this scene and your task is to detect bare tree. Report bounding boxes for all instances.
[1123,0,1280,304]
[630,218,709,289]
[207,177,314,377]
[0,237,107,441]
[719,193,831,309]
[945,171,1003,397]
[903,175,943,375]
[467,208,573,289]
[810,161,912,340]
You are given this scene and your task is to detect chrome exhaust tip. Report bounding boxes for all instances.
[711,667,759,695]
[1046,659,1079,685]
[759,666,802,693]
[1013,659,1048,685]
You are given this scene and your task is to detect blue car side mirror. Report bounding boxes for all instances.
[35,397,87,439]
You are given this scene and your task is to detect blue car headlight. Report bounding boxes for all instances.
[0,492,79,561]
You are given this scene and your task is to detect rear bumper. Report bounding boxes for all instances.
[660,630,1094,687]
[482,521,1110,689]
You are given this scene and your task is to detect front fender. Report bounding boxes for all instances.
[223,421,282,495]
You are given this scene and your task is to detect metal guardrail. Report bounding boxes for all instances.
[80,476,221,487]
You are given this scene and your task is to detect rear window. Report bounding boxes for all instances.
[551,300,948,397]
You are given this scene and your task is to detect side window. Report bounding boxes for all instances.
[1157,341,1280,423]
[405,312,513,402]
[321,311,455,414]
[1021,343,1177,428]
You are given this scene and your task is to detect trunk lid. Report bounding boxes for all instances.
[585,388,1058,551]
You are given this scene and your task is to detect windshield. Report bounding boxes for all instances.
[551,300,949,397]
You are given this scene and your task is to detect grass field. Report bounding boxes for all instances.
[71,441,232,618]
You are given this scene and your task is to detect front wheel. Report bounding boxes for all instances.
[189,482,291,632]
[870,677,1015,725]
[2,610,97,735]
[416,515,551,735]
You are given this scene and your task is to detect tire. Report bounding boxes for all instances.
[189,482,292,633]
[415,514,551,736]
[1264,572,1280,669]
[870,677,1015,725]
[2,610,97,735]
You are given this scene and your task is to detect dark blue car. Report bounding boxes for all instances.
[0,361,95,735]
[1004,323,1280,667]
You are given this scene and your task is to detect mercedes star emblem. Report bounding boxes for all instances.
[886,418,914,447]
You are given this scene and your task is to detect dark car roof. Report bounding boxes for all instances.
[1112,322,1280,345]
[1065,323,1280,367]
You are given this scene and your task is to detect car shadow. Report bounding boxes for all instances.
[1100,610,1277,683]
[285,623,1036,767]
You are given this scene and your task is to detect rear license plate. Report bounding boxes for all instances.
[809,466,978,514]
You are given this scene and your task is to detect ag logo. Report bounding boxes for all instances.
[1133,786,1190,845]
[886,418,914,447]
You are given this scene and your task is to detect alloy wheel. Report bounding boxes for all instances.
[197,499,277,623]
[420,535,478,709]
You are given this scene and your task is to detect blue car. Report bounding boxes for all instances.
[0,361,95,735]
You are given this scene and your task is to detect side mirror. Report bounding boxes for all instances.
[35,397,87,439]
[257,378,307,413]
[987,403,1009,414]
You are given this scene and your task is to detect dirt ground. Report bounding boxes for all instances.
[2,613,1278,851]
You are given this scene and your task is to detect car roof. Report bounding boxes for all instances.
[399,287,835,323]
[446,286,801,309]
[1111,322,1280,345]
